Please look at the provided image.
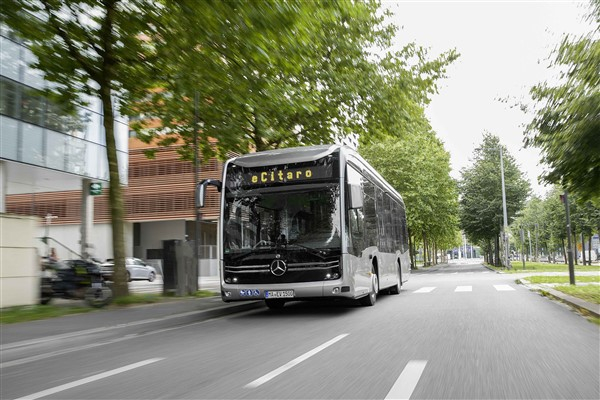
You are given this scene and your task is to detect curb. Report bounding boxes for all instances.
[518,279,600,319]
[1,300,266,349]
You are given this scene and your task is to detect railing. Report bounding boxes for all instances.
[38,236,83,260]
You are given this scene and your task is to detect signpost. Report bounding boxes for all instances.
[89,182,102,196]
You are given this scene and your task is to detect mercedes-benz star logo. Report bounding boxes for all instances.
[270,259,287,276]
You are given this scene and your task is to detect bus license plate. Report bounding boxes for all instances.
[265,290,294,299]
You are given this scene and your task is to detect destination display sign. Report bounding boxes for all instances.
[226,154,339,191]
[245,166,331,185]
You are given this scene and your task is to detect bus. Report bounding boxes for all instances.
[197,144,410,309]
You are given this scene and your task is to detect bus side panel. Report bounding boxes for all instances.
[342,252,371,299]
[400,250,411,283]
[377,251,398,290]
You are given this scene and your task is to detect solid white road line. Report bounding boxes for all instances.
[385,360,428,400]
[15,358,164,400]
[244,334,349,389]
[455,286,472,292]
[494,284,516,291]
[414,287,436,293]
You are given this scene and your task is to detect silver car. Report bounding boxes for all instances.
[100,257,157,282]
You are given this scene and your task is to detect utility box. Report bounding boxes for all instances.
[162,239,178,295]
[162,239,198,296]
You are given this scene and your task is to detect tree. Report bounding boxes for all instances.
[360,131,460,268]
[526,0,600,202]
[2,0,159,297]
[129,0,458,160]
[459,133,530,267]
[510,196,545,262]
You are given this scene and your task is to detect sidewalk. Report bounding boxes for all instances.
[1,283,264,347]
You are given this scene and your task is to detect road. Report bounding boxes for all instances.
[2,262,599,399]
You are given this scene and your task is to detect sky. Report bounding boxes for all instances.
[383,0,592,196]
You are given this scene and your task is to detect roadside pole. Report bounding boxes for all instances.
[562,191,576,285]
[520,227,525,270]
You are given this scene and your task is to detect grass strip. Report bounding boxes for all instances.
[525,275,600,284]
[553,285,600,305]
[490,262,599,274]
[2,291,218,324]
[0,304,95,324]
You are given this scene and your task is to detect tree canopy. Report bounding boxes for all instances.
[459,133,531,266]
[525,0,600,202]
[128,0,458,160]
[511,187,600,263]
[360,131,460,266]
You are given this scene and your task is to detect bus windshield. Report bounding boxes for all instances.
[223,185,341,254]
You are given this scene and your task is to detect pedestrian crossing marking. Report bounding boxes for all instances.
[414,287,437,293]
[494,284,516,291]
[455,286,472,292]
[412,284,516,293]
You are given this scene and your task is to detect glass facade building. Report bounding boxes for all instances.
[0,24,128,185]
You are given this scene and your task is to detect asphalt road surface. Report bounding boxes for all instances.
[2,262,599,399]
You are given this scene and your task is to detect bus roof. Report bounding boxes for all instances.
[231,145,341,168]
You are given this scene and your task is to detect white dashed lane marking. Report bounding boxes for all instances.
[245,334,349,389]
[414,287,437,293]
[494,284,516,291]
[15,358,164,400]
[455,286,472,292]
[385,360,428,400]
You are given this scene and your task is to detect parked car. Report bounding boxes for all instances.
[100,257,157,282]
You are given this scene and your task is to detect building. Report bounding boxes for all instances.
[0,23,128,306]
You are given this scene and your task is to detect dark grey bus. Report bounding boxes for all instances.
[197,145,410,309]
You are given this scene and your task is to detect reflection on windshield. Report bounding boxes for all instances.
[224,186,341,253]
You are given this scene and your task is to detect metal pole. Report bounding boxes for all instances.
[194,91,200,292]
[528,230,532,261]
[535,223,539,262]
[520,227,525,270]
[563,191,576,285]
[500,147,510,269]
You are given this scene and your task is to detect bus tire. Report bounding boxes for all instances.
[389,264,402,295]
[360,270,378,306]
[265,299,286,310]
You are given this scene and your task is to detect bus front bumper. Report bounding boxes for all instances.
[220,280,355,302]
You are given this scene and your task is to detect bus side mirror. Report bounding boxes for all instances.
[348,183,363,209]
[196,179,222,208]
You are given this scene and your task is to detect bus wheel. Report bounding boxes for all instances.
[360,271,378,306]
[389,266,401,295]
[265,299,286,310]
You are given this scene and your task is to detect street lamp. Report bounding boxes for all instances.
[499,147,511,269]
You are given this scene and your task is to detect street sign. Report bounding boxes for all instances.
[90,182,103,196]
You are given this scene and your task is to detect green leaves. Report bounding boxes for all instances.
[526,1,600,202]
[459,133,531,246]
[360,131,460,250]
[126,0,458,159]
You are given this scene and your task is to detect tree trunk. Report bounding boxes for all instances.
[588,235,593,265]
[581,232,587,266]
[408,229,415,269]
[101,89,128,298]
[99,3,128,298]
[573,231,578,265]
[422,233,428,267]
[494,235,501,267]
[561,238,567,265]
